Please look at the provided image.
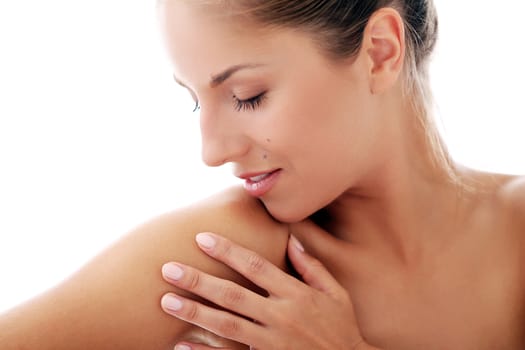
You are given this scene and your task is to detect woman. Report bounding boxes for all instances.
[157,0,525,349]
[1,1,524,349]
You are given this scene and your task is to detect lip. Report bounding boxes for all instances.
[237,169,282,197]
[236,169,281,180]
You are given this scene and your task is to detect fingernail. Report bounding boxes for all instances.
[196,232,216,249]
[162,294,183,312]
[175,345,191,350]
[162,263,184,281]
[290,234,305,252]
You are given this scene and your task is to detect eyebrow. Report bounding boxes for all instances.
[209,64,263,87]
[173,63,264,89]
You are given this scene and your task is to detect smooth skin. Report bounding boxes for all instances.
[0,188,292,349]
[159,1,525,349]
[1,2,524,350]
[161,228,375,350]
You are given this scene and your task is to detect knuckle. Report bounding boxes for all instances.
[301,258,324,281]
[301,267,316,284]
[217,318,241,338]
[290,287,320,311]
[216,239,233,260]
[297,289,316,305]
[302,287,315,299]
[276,306,300,331]
[186,270,201,291]
[269,305,291,326]
[246,253,265,274]
[309,257,325,270]
[221,283,244,306]
[185,302,199,321]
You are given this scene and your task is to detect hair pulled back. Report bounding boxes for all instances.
[234,1,437,65]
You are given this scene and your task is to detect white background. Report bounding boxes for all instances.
[0,1,524,313]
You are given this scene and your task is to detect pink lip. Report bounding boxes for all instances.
[238,169,282,197]
[236,169,280,180]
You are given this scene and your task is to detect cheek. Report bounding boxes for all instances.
[257,85,334,145]
[249,73,374,165]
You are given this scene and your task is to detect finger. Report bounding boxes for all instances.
[194,232,303,297]
[289,220,351,256]
[161,293,267,347]
[162,262,270,320]
[289,220,355,273]
[287,235,348,300]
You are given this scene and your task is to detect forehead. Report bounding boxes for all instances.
[158,1,323,89]
[159,2,262,80]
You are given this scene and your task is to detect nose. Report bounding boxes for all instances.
[199,109,250,167]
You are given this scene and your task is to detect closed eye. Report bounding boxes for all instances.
[233,92,266,112]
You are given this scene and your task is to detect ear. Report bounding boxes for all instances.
[362,8,405,94]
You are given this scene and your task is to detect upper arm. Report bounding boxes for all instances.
[0,186,289,349]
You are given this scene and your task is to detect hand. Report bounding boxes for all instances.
[160,225,372,350]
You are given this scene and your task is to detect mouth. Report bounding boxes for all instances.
[248,172,275,182]
[237,169,282,197]
[237,169,280,181]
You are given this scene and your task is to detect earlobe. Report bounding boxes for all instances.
[364,8,405,94]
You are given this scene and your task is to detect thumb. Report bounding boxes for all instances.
[289,219,351,263]
[287,234,346,299]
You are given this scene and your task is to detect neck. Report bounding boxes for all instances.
[322,100,465,265]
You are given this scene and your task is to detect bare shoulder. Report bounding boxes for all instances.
[465,169,525,228]
[498,175,525,229]
[0,186,290,350]
[126,186,289,346]
[461,169,525,237]
[132,185,290,270]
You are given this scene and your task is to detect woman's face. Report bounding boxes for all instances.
[160,1,386,222]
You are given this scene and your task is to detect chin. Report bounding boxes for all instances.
[262,200,315,224]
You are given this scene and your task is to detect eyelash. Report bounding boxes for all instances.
[193,101,200,113]
[192,92,267,113]
[233,92,266,112]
